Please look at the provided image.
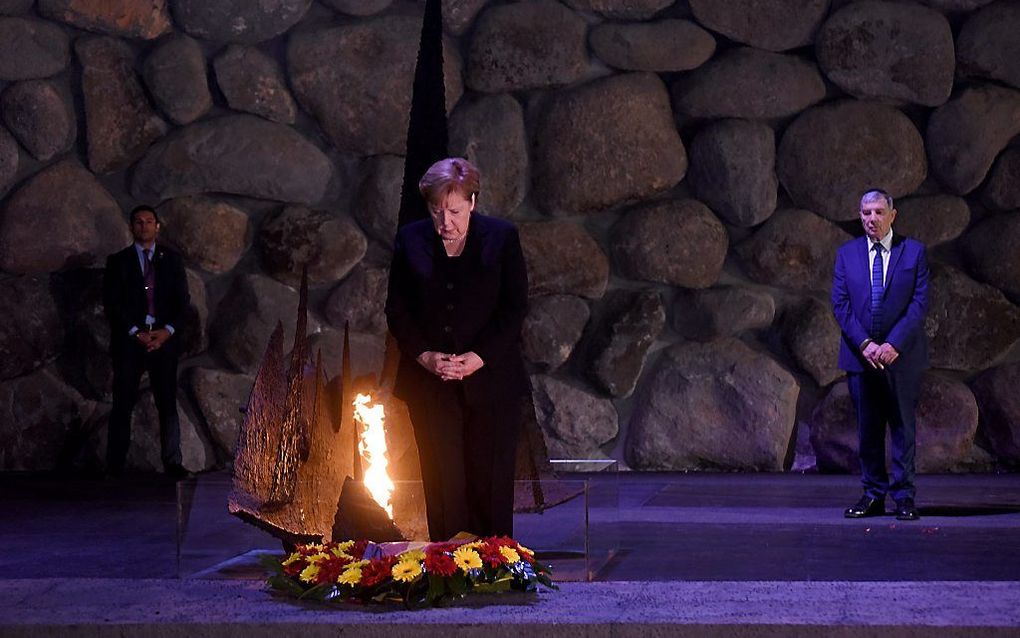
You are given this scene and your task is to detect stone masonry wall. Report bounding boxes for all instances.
[1,0,1019,474]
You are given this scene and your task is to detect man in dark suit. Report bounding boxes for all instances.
[103,205,190,478]
[831,189,929,521]
[386,158,529,541]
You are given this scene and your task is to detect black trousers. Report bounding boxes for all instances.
[107,338,182,472]
[405,382,522,541]
[847,366,921,502]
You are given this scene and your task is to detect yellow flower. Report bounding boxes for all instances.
[499,546,521,564]
[331,547,352,560]
[302,543,324,554]
[281,552,302,567]
[391,560,423,583]
[338,566,362,586]
[452,547,483,573]
[335,540,355,551]
[299,564,320,583]
[347,559,370,569]
[398,549,426,562]
[517,544,535,557]
[461,541,483,550]
[306,552,329,564]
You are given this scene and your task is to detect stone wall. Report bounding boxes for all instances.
[1,0,1018,474]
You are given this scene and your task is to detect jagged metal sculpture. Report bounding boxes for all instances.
[229,271,427,544]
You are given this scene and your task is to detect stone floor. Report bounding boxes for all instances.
[1,471,1019,636]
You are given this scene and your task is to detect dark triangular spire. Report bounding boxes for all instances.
[396,0,448,231]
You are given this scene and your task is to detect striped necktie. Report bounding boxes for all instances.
[870,242,883,338]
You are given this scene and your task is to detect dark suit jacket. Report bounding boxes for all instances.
[103,244,190,350]
[831,234,929,374]
[385,213,529,406]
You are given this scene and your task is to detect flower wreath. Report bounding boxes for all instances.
[264,536,556,608]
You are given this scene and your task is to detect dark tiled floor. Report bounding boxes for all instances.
[2,471,1019,582]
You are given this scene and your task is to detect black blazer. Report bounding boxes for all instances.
[103,244,190,349]
[385,213,529,406]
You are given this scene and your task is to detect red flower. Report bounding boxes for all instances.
[478,544,504,568]
[424,551,457,577]
[361,556,397,587]
[349,539,371,560]
[283,559,306,577]
[317,554,353,584]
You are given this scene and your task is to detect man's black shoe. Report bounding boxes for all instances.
[844,495,885,518]
[895,497,920,521]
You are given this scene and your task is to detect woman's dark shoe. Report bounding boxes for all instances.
[844,495,885,518]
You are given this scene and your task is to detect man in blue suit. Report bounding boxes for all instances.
[831,189,929,521]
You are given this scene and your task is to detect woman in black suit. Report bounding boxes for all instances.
[385,157,529,541]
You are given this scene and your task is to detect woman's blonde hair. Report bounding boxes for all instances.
[418,157,480,205]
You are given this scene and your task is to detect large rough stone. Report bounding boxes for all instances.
[520,221,609,299]
[894,195,970,247]
[466,0,588,93]
[0,160,130,273]
[0,367,98,471]
[688,0,829,52]
[76,36,168,175]
[142,34,211,126]
[960,213,1020,303]
[672,286,775,341]
[444,0,488,36]
[779,296,842,387]
[188,367,253,457]
[982,148,1020,211]
[306,329,385,381]
[778,100,927,221]
[172,0,311,44]
[957,1,1020,90]
[816,1,954,107]
[38,0,171,39]
[0,17,69,81]
[213,45,296,125]
[926,85,1020,195]
[533,73,686,215]
[920,0,997,10]
[688,119,777,228]
[210,274,321,372]
[322,0,391,15]
[627,339,800,471]
[0,125,17,196]
[157,197,250,274]
[562,0,672,19]
[673,47,826,120]
[589,19,714,73]
[323,263,388,334]
[257,206,366,288]
[971,362,1020,462]
[449,94,528,216]
[530,374,617,460]
[0,0,34,14]
[522,295,590,371]
[810,374,980,473]
[53,269,112,401]
[0,275,63,380]
[0,78,76,161]
[587,289,665,398]
[926,264,1020,371]
[131,115,332,205]
[736,208,852,292]
[353,155,403,246]
[179,268,208,358]
[611,199,727,289]
[288,15,463,156]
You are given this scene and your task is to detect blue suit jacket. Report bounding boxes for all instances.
[831,234,929,373]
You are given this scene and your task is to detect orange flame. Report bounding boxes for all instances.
[353,393,394,518]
